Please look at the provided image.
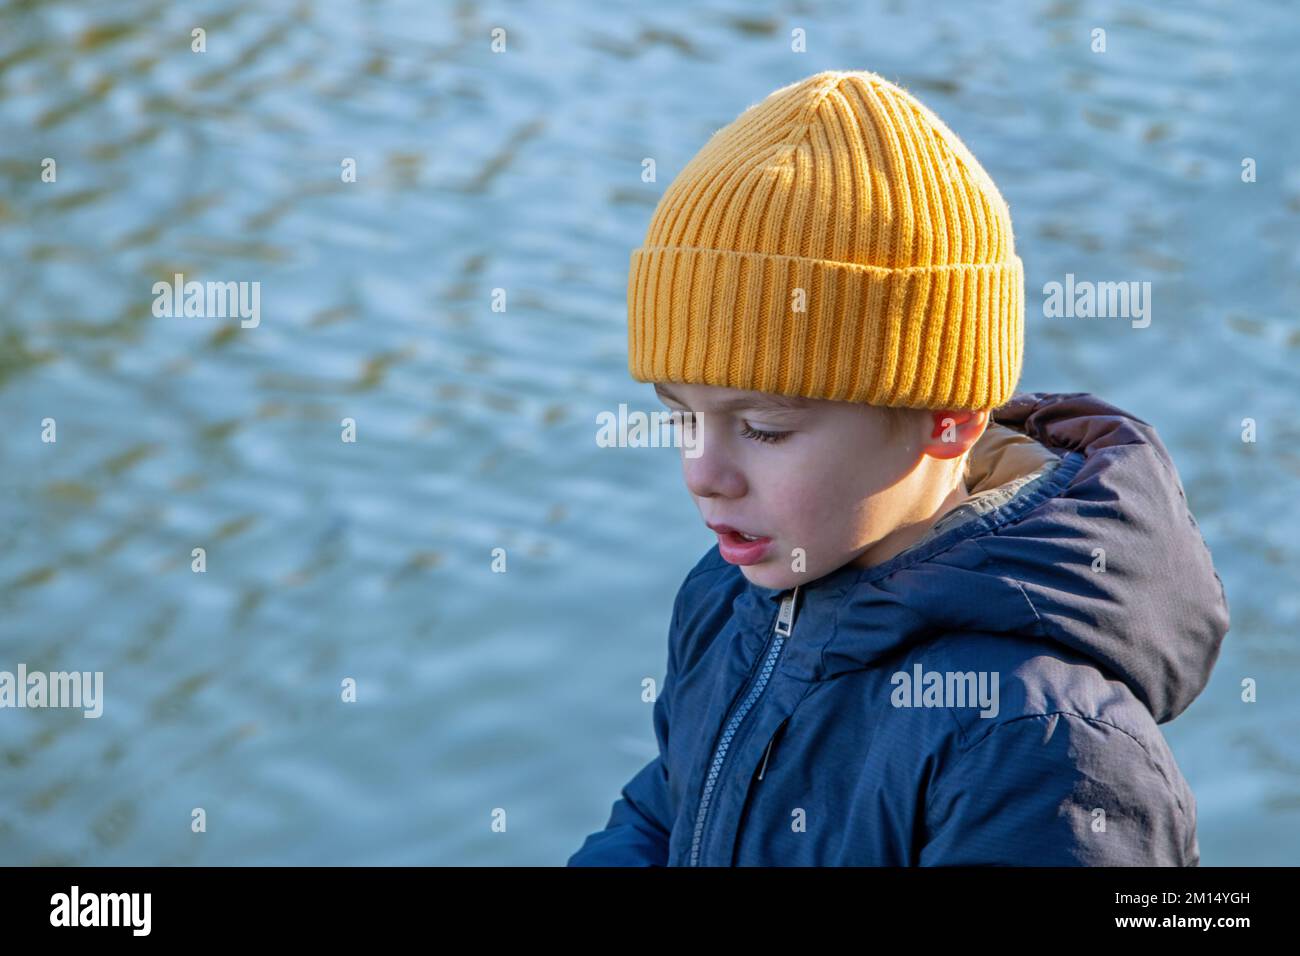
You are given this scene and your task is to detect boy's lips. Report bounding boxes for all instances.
[706,521,767,540]
[707,522,773,565]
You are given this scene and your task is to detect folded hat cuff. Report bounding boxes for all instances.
[627,244,1024,411]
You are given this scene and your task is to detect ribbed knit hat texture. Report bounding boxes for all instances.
[627,70,1024,411]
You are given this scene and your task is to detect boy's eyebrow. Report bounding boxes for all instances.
[653,383,811,413]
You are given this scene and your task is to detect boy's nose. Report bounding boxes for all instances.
[682,441,745,501]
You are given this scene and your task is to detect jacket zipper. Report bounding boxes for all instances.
[688,585,799,866]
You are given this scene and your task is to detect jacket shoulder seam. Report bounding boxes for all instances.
[971,537,1047,638]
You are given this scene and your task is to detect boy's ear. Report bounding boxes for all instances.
[922,409,989,461]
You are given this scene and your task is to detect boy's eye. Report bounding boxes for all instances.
[739,422,789,444]
[662,411,788,444]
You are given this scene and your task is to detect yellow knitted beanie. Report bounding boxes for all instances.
[627,69,1024,411]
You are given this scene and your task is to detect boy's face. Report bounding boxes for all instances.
[653,381,985,591]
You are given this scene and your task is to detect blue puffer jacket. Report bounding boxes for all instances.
[567,392,1230,866]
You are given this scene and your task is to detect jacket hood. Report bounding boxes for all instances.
[729,391,1230,724]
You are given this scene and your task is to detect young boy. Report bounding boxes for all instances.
[568,70,1229,866]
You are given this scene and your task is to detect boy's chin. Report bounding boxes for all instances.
[737,565,801,592]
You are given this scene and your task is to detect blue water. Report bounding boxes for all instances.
[0,0,1296,865]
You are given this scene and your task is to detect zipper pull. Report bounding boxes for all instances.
[757,739,774,781]
[775,585,799,636]
[757,716,789,781]
[757,732,775,781]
